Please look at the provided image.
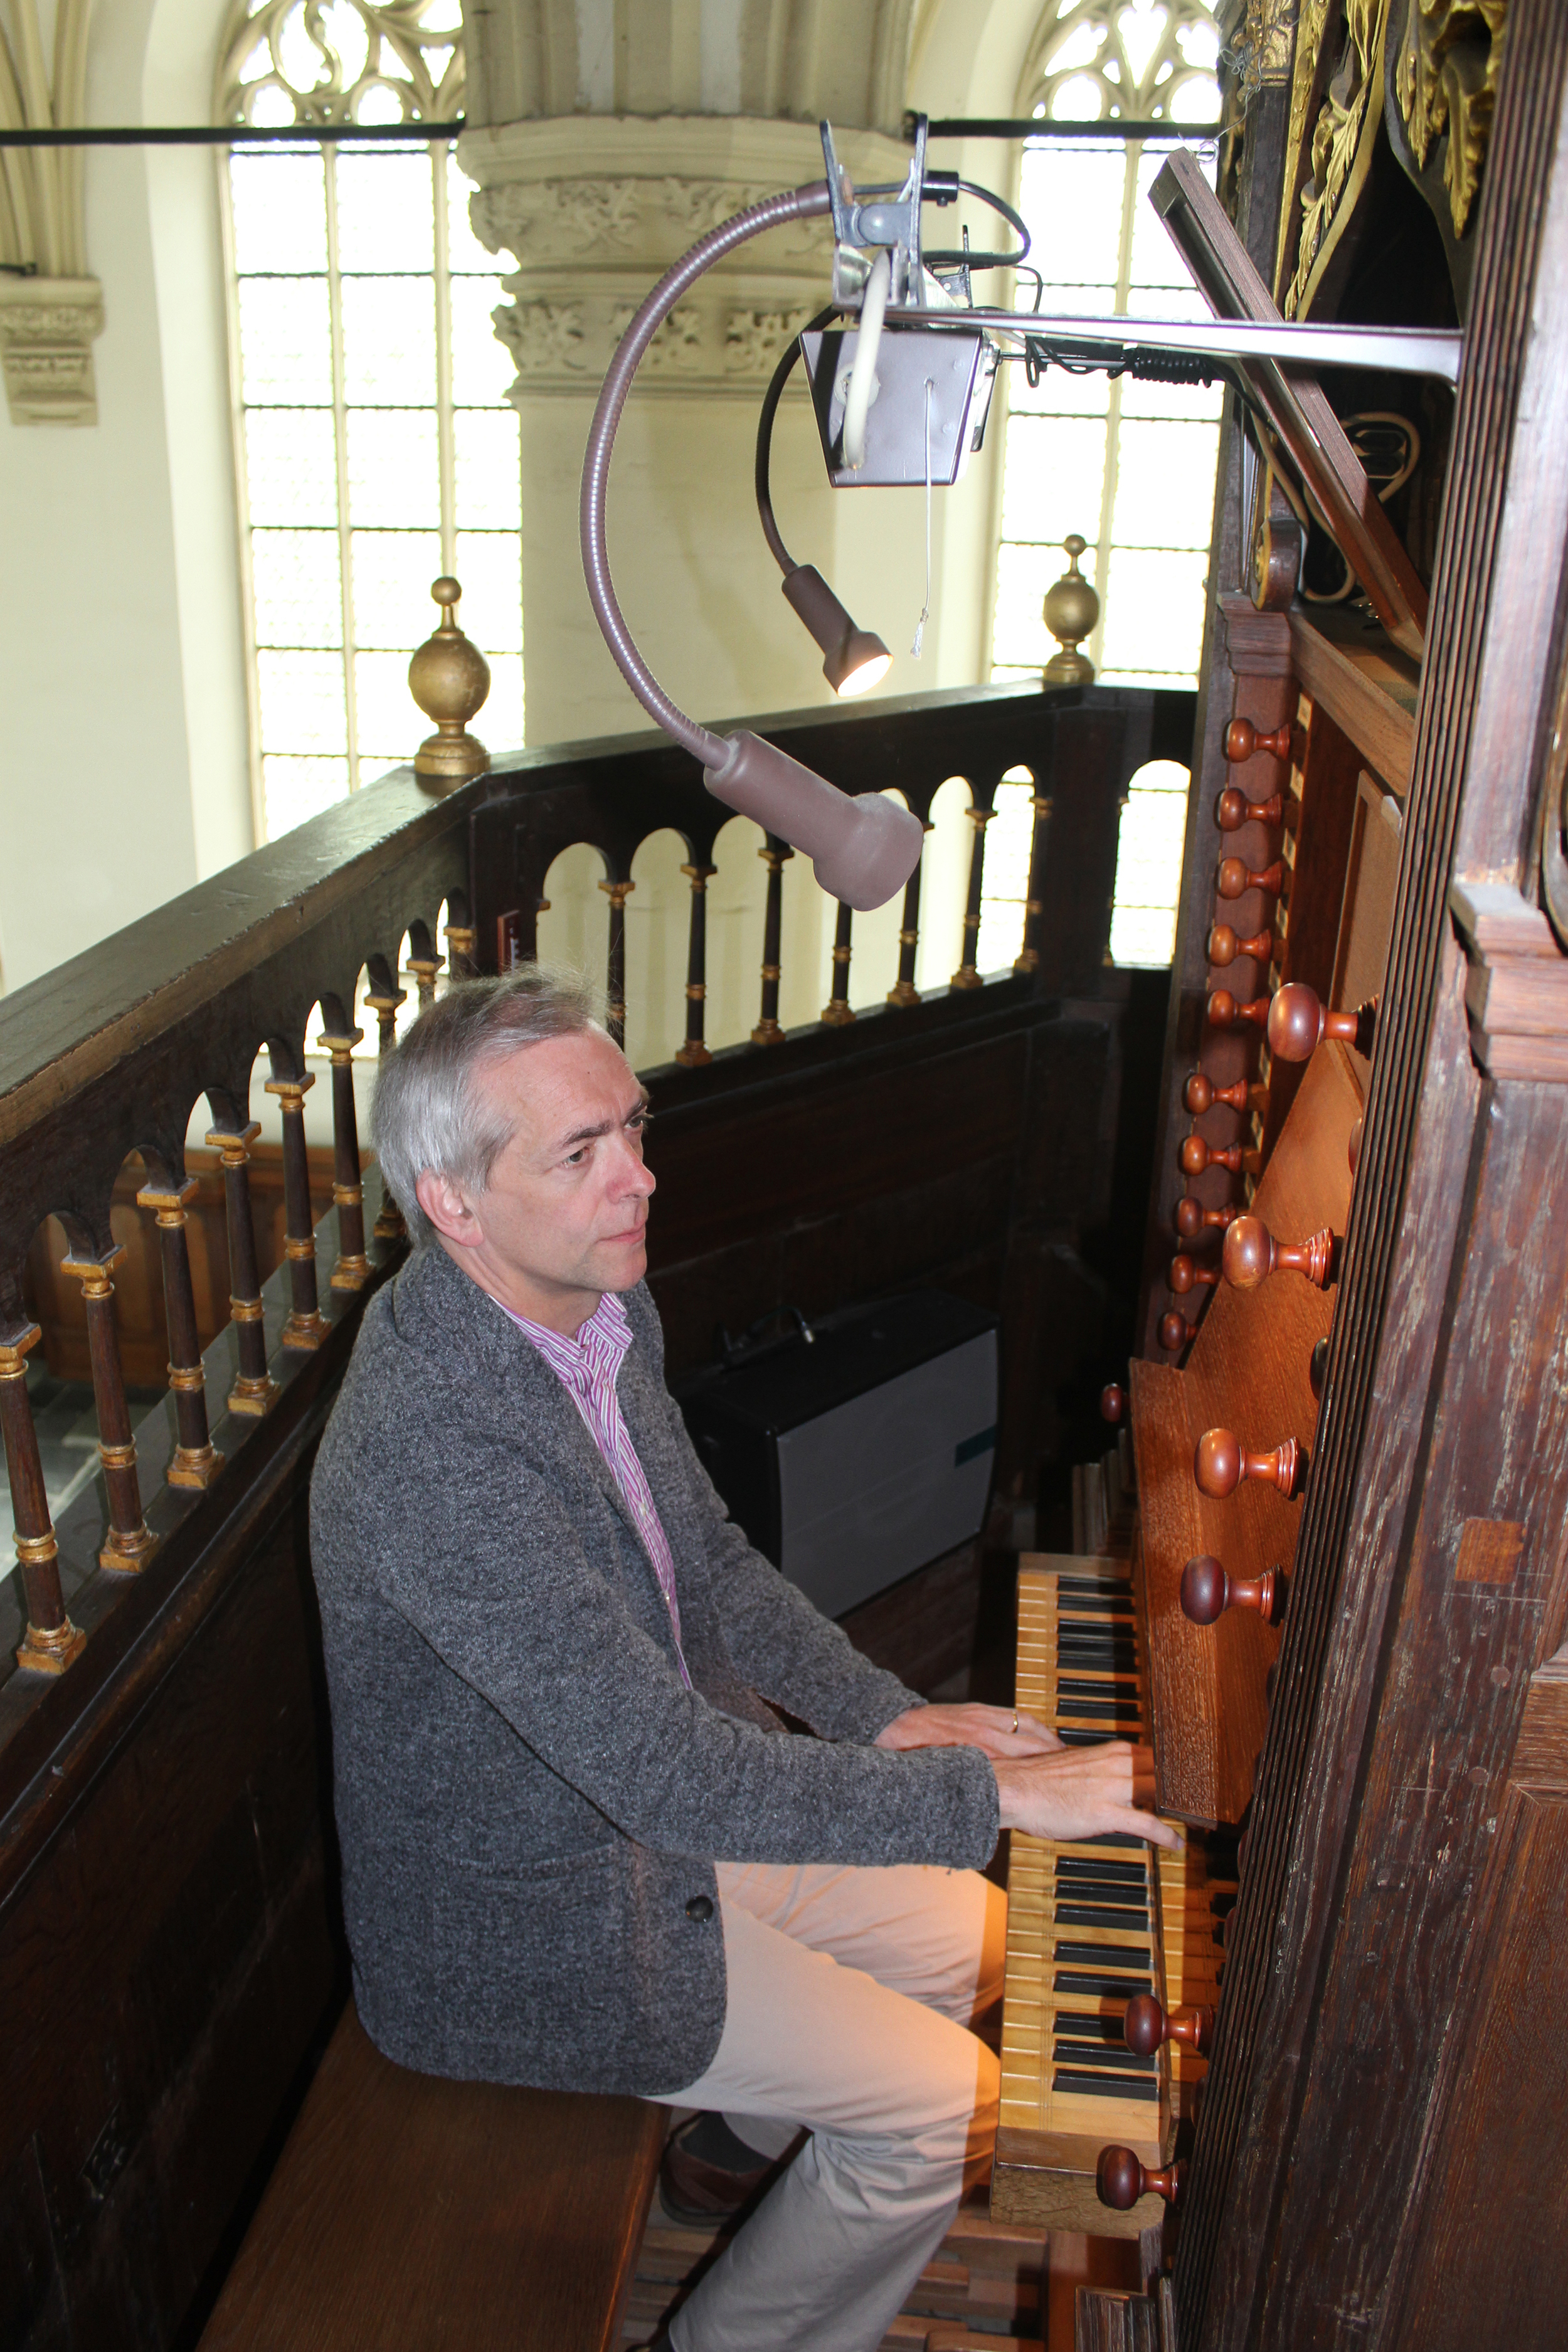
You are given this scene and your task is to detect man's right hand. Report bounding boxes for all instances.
[993,1741,1179,1849]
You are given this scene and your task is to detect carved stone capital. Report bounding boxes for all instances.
[459,114,909,398]
[0,276,104,425]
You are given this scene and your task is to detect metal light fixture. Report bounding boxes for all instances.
[755,307,890,701]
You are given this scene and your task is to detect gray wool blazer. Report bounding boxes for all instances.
[309,1242,1000,2097]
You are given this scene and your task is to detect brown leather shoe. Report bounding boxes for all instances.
[659,2112,774,2224]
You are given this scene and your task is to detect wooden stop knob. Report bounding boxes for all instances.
[1194,1428,1304,1500]
[1180,1554,1282,1626]
[1266,984,1373,1064]
[1158,1308,1190,1353]
[1217,854,1285,902]
[1207,988,1271,1034]
[1170,1254,1219,1296]
[1101,1383,1126,1425]
[1225,716,1293,764]
[1222,1214,1334,1290]
[1123,1992,1215,2058]
[1208,921,1274,969]
[1216,785,1286,832]
[1097,2146,1183,2210]
[1185,1069,1251,1116]
[1180,1132,1245,1178]
[1174,1194,1236,1240]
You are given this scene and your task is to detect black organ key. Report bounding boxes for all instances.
[1056,1700,1145,1723]
[1057,1577,1135,1601]
[1053,2010,1129,2044]
[1055,1902,1150,1929]
[1055,1857,1148,1884]
[1052,2039,1157,2074]
[1054,1968,1155,1996]
[1052,2067,1159,2102]
[1057,1676,1142,1699]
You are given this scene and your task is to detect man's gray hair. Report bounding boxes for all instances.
[371,965,599,1248]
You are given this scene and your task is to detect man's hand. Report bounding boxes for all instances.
[993,1740,1178,1850]
[875,1702,1061,1761]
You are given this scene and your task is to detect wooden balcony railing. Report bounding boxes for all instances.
[0,679,1190,1765]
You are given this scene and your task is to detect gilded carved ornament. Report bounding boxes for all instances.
[1393,0,1507,238]
[1283,0,1391,319]
[0,0,102,424]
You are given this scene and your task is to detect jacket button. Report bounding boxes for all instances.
[686,1894,714,1922]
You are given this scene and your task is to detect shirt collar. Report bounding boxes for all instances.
[494,1288,632,1375]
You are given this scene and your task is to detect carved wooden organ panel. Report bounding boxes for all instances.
[994,3,1568,2344]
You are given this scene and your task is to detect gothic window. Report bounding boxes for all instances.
[989,0,1224,962]
[216,0,521,842]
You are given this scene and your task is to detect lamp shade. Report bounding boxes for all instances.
[782,564,892,699]
[702,731,924,911]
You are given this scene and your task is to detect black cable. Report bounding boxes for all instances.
[754,305,839,577]
[923,174,1030,272]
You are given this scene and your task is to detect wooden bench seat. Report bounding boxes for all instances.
[199,2004,665,2352]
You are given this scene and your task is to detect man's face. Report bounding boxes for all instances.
[425,1026,655,1324]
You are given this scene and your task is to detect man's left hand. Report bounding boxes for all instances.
[874,1703,1061,1760]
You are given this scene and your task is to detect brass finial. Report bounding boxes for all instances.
[1042,536,1099,686]
[409,576,492,792]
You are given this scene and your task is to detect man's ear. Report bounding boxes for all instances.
[415,1167,482,1248]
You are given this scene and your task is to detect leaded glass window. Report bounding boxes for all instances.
[216,1,521,842]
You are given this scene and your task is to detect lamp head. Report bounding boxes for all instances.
[783,564,891,700]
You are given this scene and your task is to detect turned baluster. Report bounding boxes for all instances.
[1208,920,1274,969]
[1170,1254,1219,1296]
[1222,1214,1334,1290]
[1194,1426,1303,1500]
[317,1025,372,1290]
[599,877,634,1049]
[1100,1383,1126,1425]
[266,1074,331,1350]
[1207,987,1270,1034]
[1097,2147,1182,2210]
[1225,716,1294,764]
[0,1322,86,1673]
[134,1175,225,1490]
[204,1119,280,1414]
[1180,1132,1256,1179]
[1216,783,1286,831]
[406,945,444,1010]
[1266,981,1374,1063]
[1185,1071,1264,1118]
[752,837,793,1044]
[1216,853,1285,903]
[444,911,477,980]
[60,1246,158,1567]
[951,804,995,989]
[364,978,408,1241]
[887,823,933,1007]
[822,900,856,1025]
[1158,1308,1192,1354]
[1124,1992,1214,2057]
[1180,1554,1284,1627]
[1175,1195,1236,1240]
[676,863,716,1068]
[1014,792,1055,974]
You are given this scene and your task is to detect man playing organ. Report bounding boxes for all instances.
[309,963,1175,2352]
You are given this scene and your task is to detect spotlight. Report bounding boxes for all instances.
[781,563,892,698]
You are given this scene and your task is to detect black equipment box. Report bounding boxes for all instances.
[677,1291,1000,1617]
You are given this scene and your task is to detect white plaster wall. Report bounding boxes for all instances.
[0,0,247,996]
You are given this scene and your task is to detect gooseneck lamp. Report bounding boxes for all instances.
[578,179,923,914]
[755,307,892,701]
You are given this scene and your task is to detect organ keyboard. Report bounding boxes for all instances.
[991,1559,1233,2238]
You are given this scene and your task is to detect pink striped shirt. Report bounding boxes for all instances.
[497,1290,692,1688]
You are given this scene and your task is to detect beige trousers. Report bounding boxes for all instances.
[656,1859,1007,2352]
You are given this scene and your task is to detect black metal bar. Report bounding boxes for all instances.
[914,115,1226,143]
[0,121,465,149]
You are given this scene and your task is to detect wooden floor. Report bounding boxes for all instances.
[618,2171,1138,2351]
